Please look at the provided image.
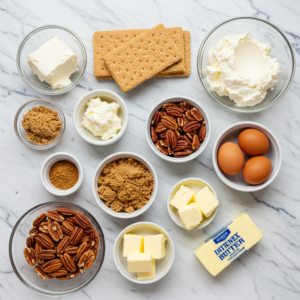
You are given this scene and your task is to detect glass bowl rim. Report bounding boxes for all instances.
[14,99,66,150]
[9,201,106,296]
[197,16,296,114]
[16,24,87,96]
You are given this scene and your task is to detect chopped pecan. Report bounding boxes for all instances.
[24,248,36,266]
[39,249,57,260]
[26,237,35,248]
[34,266,48,280]
[70,227,83,245]
[191,108,203,122]
[155,142,169,155]
[43,259,62,273]
[174,150,193,158]
[151,111,160,126]
[166,106,183,117]
[61,253,76,272]
[33,213,46,227]
[192,135,200,151]
[57,236,70,253]
[166,130,177,148]
[150,126,158,143]
[56,208,76,216]
[161,116,178,131]
[36,233,54,249]
[78,250,95,270]
[155,122,167,133]
[173,140,188,152]
[183,121,201,133]
[198,126,206,142]
[47,210,64,222]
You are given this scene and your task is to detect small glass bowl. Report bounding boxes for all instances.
[197,16,296,113]
[16,25,87,95]
[9,201,105,296]
[14,99,66,150]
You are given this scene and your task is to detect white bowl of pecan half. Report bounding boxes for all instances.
[146,96,211,163]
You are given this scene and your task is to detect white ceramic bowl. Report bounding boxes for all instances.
[167,178,219,230]
[40,152,84,196]
[92,152,158,219]
[113,222,175,284]
[212,122,282,192]
[73,89,128,145]
[146,96,211,163]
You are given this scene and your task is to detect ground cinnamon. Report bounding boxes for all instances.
[49,160,79,190]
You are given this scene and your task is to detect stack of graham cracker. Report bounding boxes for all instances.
[93,24,190,93]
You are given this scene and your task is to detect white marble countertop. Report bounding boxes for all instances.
[1,0,300,299]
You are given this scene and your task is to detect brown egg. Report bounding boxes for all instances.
[217,142,245,175]
[238,129,270,156]
[243,156,272,185]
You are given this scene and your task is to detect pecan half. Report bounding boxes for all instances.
[47,210,64,222]
[48,220,60,242]
[155,122,167,133]
[39,225,48,234]
[34,266,48,280]
[181,135,192,146]
[67,269,80,279]
[166,130,177,148]
[57,236,70,253]
[155,142,169,155]
[65,217,76,225]
[177,115,188,127]
[89,231,99,250]
[80,236,90,244]
[78,250,95,270]
[159,139,168,147]
[48,268,68,277]
[166,106,183,117]
[192,135,200,151]
[76,242,89,261]
[70,227,83,245]
[26,237,35,248]
[39,249,57,260]
[150,126,158,142]
[161,116,178,131]
[198,126,206,142]
[43,259,62,273]
[159,132,167,139]
[54,221,64,240]
[174,150,193,158]
[191,108,203,122]
[61,253,76,272]
[173,140,188,152]
[29,227,40,237]
[179,102,188,111]
[35,243,44,264]
[33,213,46,227]
[83,227,94,234]
[182,101,193,110]
[185,110,195,121]
[183,121,201,133]
[36,233,54,249]
[56,208,76,216]
[162,103,177,109]
[61,221,74,235]
[151,111,160,126]
[64,246,79,255]
[24,248,36,266]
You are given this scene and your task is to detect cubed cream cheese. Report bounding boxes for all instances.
[194,186,219,217]
[27,36,78,89]
[178,203,203,230]
[127,253,152,273]
[170,185,196,209]
[123,234,144,258]
[138,260,156,280]
[144,233,166,259]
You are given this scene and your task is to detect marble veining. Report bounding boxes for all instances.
[0,0,300,299]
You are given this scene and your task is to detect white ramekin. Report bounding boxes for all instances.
[73,89,128,146]
[113,222,175,284]
[212,122,282,192]
[40,152,84,196]
[92,152,158,219]
[167,178,219,230]
[145,96,211,163]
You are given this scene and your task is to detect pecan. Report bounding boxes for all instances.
[79,268,85,274]
[33,213,46,227]
[57,236,70,253]
[151,111,160,126]
[191,108,203,122]
[24,248,36,266]
[155,122,167,133]
[48,221,60,242]
[162,103,177,109]
[181,135,192,146]
[70,226,83,244]
[161,116,178,130]
[179,102,188,111]
[78,250,95,270]
[83,227,94,234]
[34,266,48,280]
[185,110,195,121]
[155,142,169,155]
[150,126,158,142]
[26,237,35,248]
[166,106,183,117]
[65,246,79,255]
[89,231,99,250]
[29,227,40,237]
[186,132,196,140]
[61,221,74,235]
[48,268,68,277]
[198,126,206,142]
[61,253,76,272]
[173,140,188,152]
[159,132,167,139]
[39,225,48,234]
[76,242,89,260]
[67,269,80,279]
[54,221,64,240]
[174,150,193,157]
[192,135,200,151]
[160,111,167,118]
[39,249,57,260]
[177,115,188,127]
[166,130,177,148]
[43,259,62,273]
[174,130,181,139]
[47,210,64,222]
[167,147,174,156]
[35,243,44,264]
[65,216,76,225]
[183,121,201,133]
[80,236,90,244]
[159,139,168,147]
[182,101,193,110]
[56,208,76,216]
[36,233,54,249]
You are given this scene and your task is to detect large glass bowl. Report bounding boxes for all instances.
[9,202,105,296]
[16,25,87,95]
[197,16,295,113]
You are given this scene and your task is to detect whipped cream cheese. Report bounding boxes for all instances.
[205,32,280,107]
[27,36,79,89]
[81,97,122,140]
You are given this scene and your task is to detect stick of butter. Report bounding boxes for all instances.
[194,213,263,276]
[127,253,152,273]
[178,203,203,230]
[123,234,144,257]
[170,185,196,209]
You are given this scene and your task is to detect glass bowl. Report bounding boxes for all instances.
[9,201,105,297]
[16,25,87,95]
[197,16,295,113]
[14,99,66,150]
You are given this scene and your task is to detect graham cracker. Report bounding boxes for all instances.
[94,27,184,77]
[95,31,190,79]
[103,24,183,93]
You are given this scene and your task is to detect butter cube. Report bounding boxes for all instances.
[123,234,144,257]
[138,260,156,280]
[127,253,152,273]
[144,233,166,259]
[178,203,203,230]
[170,185,196,209]
[194,186,219,217]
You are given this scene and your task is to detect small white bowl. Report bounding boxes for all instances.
[167,178,218,230]
[73,89,128,145]
[146,96,211,163]
[212,122,282,192]
[92,152,158,219]
[40,152,84,196]
[113,222,175,284]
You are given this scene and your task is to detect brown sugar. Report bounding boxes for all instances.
[22,105,62,145]
[97,158,154,213]
[49,160,79,190]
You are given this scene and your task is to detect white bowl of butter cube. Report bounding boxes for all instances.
[168,178,219,230]
[113,222,175,284]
